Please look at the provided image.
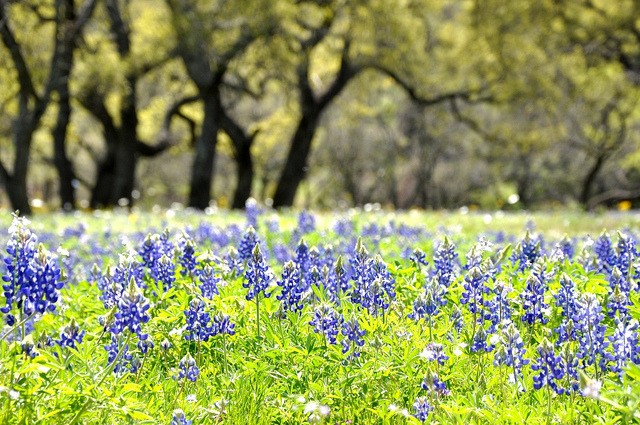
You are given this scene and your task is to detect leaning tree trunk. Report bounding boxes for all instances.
[580,155,605,209]
[272,108,320,208]
[7,121,34,215]
[188,93,220,210]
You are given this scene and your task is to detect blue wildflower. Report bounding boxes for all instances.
[607,319,640,380]
[531,338,565,394]
[177,353,199,382]
[412,396,433,423]
[309,304,342,345]
[198,264,220,300]
[341,317,365,357]
[243,244,273,301]
[184,298,213,342]
[171,409,192,425]
[57,319,85,349]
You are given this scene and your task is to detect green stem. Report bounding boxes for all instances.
[68,334,130,425]
[256,297,261,340]
[0,312,37,344]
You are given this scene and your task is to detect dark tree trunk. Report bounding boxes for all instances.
[231,141,253,209]
[6,120,34,215]
[580,155,606,209]
[52,0,80,212]
[272,109,320,208]
[188,92,220,210]
[110,79,139,206]
[90,155,116,208]
[52,14,76,211]
[53,95,76,211]
[220,107,254,209]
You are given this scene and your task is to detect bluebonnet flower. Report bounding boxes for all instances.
[409,278,447,321]
[433,236,458,287]
[593,232,616,275]
[211,313,235,336]
[57,319,85,349]
[22,245,64,317]
[2,216,64,326]
[341,317,365,357]
[489,280,513,330]
[177,353,199,382]
[225,247,242,276]
[607,319,640,380]
[292,240,312,287]
[112,252,145,290]
[559,235,574,260]
[349,245,396,316]
[493,322,528,380]
[520,265,549,326]
[198,264,220,300]
[449,305,464,334]
[460,267,491,319]
[151,254,176,292]
[160,338,172,351]
[178,234,197,277]
[272,243,290,264]
[334,256,350,293]
[139,230,173,272]
[554,273,579,344]
[276,261,306,313]
[171,409,192,425]
[309,304,342,345]
[606,267,632,320]
[238,226,260,262]
[420,342,449,365]
[245,198,261,229]
[412,396,433,423]
[184,298,213,342]
[510,231,541,272]
[574,293,608,371]
[470,326,494,353]
[296,210,316,235]
[557,344,580,395]
[421,370,450,397]
[243,245,273,301]
[137,337,154,354]
[465,238,491,271]
[409,248,428,268]
[531,338,565,394]
[104,334,137,374]
[615,232,636,276]
[21,336,39,358]
[110,278,150,338]
[333,217,353,237]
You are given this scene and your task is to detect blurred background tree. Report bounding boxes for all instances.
[1,0,639,212]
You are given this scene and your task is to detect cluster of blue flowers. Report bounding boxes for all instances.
[4,209,640,423]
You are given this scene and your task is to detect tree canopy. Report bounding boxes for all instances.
[1,0,639,212]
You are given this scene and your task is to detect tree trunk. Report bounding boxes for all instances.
[272,108,320,208]
[580,155,605,209]
[6,120,34,215]
[110,83,139,206]
[51,0,78,212]
[188,92,219,210]
[90,155,116,208]
[231,142,253,209]
[221,108,254,209]
[52,53,76,211]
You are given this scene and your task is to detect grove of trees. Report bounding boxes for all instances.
[1,0,639,213]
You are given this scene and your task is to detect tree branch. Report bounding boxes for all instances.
[0,2,39,100]
[372,63,493,106]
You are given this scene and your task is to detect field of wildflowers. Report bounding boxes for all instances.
[1,207,639,424]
